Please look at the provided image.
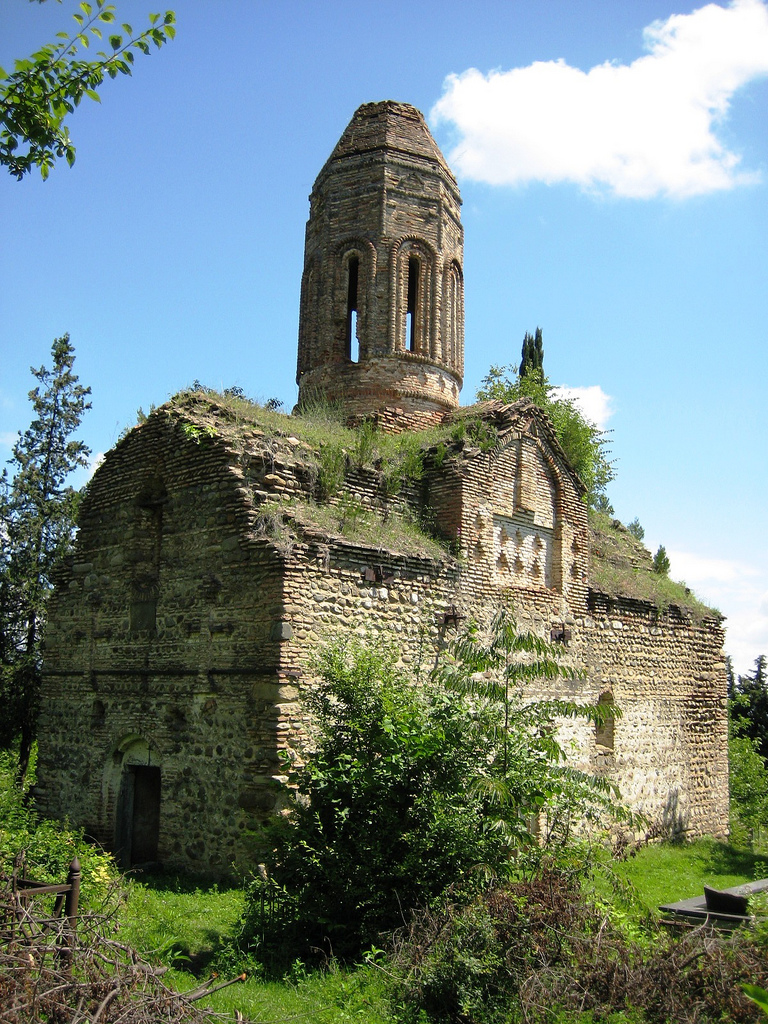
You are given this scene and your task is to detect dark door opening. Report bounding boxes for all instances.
[115,765,161,868]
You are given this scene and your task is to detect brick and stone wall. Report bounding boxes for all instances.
[36,401,728,878]
[37,416,292,876]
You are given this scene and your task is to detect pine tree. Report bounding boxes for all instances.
[652,545,670,576]
[0,335,91,780]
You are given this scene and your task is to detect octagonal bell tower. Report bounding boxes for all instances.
[296,101,464,430]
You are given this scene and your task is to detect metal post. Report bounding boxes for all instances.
[64,857,80,934]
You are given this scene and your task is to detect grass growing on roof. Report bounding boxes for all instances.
[589,510,718,621]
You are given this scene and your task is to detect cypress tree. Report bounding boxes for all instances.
[520,327,544,377]
[0,335,91,780]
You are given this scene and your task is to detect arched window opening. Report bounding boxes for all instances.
[449,268,459,366]
[406,256,420,352]
[345,255,359,362]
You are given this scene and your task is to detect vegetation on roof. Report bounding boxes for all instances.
[148,389,718,617]
[161,386,487,561]
[253,496,453,562]
[589,511,719,620]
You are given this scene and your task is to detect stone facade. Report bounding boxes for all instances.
[35,100,729,877]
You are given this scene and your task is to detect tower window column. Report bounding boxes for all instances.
[406,256,420,352]
[346,256,359,362]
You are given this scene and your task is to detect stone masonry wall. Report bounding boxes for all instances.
[37,415,293,875]
[37,403,729,878]
[270,539,727,840]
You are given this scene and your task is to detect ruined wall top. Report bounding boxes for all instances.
[297,101,464,431]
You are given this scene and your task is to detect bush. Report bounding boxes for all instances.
[238,619,628,969]
[0,748,116,907]
[390,867,768,1023]
[239,640,500,966]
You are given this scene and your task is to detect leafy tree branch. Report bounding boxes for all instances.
[1,1,176,180]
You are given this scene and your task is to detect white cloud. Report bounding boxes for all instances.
[431,0,768,198]
[668,548,768,673]
[0,431,17,451]
[87,452,105,480]
[552,384,613,429]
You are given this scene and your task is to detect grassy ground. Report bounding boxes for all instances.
[119,872,396,1022]
[610,837,768,913]
[116,839,768,1022]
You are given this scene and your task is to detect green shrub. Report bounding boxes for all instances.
[0,749,117,906]
[729,736,768,846]
[238,640,500,966]
[238,619,629,969]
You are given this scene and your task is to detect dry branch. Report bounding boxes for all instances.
[0,877,247,1024]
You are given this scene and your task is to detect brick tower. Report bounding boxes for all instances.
[296,101,464,430]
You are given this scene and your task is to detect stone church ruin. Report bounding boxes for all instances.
[35,102,729,877]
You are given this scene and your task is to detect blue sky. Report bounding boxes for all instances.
[1,0,766,673]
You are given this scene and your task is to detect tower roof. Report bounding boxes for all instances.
[318,101,457,187]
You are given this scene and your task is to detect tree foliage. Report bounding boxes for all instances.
[0,335,91,779]
[239,619,626,966]
[730,655,768,758]
[519,326,543,378]
[652,544,671,576]
[477,353,614,511]
[1,1,176,180]
[728,656,768,845]
[626,517,645,541]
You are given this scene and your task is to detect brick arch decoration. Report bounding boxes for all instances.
[332,237,377,361]
[441,258,464,372]
[492,426,584,595]
[389,235,438,356]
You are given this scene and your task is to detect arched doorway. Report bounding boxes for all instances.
[112,737,162,870]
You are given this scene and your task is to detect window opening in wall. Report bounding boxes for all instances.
[448,269,458,364]
[346,256,359,362]
[595,691,615,750]
[406,256,420,352]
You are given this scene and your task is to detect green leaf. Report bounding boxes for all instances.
[80,3,93,16]
[109,35,122,51]
[742,984,768,1014]
[122,23,133,36]
[84,89,100,103]
[98,11,115,23]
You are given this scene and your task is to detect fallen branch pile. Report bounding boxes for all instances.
[0,875,246,1023]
